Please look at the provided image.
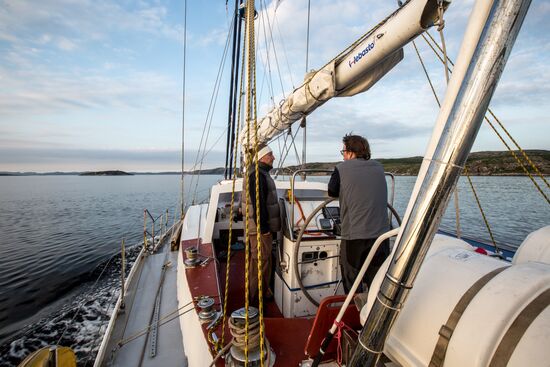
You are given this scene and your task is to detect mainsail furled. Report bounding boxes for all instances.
[240,0,449,149]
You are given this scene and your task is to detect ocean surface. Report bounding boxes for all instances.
[0,174,548,365]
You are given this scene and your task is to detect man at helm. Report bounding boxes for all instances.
[244,144,280,303]
[328,133,389,292]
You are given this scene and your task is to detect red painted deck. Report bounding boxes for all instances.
[181,238,316,366]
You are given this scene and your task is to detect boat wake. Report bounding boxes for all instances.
[0,244,143,366]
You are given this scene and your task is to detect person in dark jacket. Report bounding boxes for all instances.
[244,144,281,303]
[328,134,389,292]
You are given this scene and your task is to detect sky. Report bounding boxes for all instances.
[0,0,548,172]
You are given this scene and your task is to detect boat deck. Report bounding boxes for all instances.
[182,238,323,366]
[100,241,187,367]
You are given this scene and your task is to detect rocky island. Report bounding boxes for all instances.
[79,170,133,176]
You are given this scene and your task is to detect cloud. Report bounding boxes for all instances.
[0,0,182,47]
[0,0,548,173]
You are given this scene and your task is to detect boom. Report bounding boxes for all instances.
[240,0,450,149]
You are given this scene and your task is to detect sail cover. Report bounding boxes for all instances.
[239,0,446,149]
[240,49,403,149]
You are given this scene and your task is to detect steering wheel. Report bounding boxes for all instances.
[293,198,402,307]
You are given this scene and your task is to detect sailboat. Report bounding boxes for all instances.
[90,0,550,366]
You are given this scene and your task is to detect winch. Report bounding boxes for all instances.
[226,307,275,366]
[184,246,200,268]
[197,296,217,323]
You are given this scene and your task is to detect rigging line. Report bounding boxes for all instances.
[187,17,234,203]
[292,130,302,166]
[302,0,311,170]
[117,302,196,347]
[275,129,295,174]
[273,11,296,89]
[464,168,500,255]
[260,0,287,100]
[181,0,188,219]
[225,0,241,179]
[221,31,246,348]
[250,5,267,362]
[229,3,244,178]
[305,0,311,74]
[425,31,549,190]
[273,128,291,178]
[197,128,231,168]
[188,24,233,203]
[412,41,440,106]
[187,16,234,197]
[276,127,301,173]
[487,108,550,191]
[413,37,496,250]
[258,2,277,107]
[256,24,275,108]
[191,45,233,202]
[185,127,231,176]
[422,32,550,201]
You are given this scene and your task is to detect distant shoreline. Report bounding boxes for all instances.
[1,150,548,177]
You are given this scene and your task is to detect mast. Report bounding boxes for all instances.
[349,0,532,365]
[224,0,243,179]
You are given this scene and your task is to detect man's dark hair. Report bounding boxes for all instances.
[343,133,371,160]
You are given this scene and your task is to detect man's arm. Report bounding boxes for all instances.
[328,167,340,197]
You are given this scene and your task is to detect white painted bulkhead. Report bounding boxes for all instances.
[177,204,212,366]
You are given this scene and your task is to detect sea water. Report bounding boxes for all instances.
[0,174,547,365]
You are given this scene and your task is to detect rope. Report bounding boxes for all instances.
[413,34,497,251]
[248,1,266,364]
[487,109,550,190]
[334,320,353,366]
[188,16,234,204]
[482,116,550,204]
[221,17,247,349]
[422,31,549,204]
[243,1,255,362]
[464,168,500,254]
[229,317,261,349]
[275,127,301,174]
[180,0,187,220]
[259,0,287,100]
[116,300,196,347]
[257,9,276,109]
[273,6,296,89]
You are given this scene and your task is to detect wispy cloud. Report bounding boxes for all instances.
[0,0,548,172]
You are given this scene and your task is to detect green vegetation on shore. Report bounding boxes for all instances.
[277,150,550,176]
[1,150,547,176]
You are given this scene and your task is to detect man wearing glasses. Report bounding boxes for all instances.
[328,133,389,293]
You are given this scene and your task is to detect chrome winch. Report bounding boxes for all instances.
[184,246,200,268]
[197,296,217,323]
[226,307,275,366]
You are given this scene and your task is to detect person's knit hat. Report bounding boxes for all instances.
[257,145,272,159]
